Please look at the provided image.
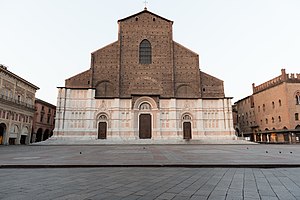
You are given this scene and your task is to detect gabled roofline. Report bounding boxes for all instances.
[174,41,199,56]
[91,41,118,54]
[118,9,173,24]
[65,69,90,81]
[200,71,224,83]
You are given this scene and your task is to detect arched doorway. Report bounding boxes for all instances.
[36,128,43,142]
[50,131,53,137]
[97,114,108,139]
[182,114,192,140]
[43,129,49,141]
[139,114,152,139]
[20,126,29,145]
[138,102,152,139]
[0,123,6,145]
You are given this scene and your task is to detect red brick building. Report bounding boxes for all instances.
[53,8,235,143]
[235,69,300,143]
[31,98,56,143]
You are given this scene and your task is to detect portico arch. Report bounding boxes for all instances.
[20,126,29,144]
[36,128,43,142]
[0,123,6,145]
[43,129,50,141]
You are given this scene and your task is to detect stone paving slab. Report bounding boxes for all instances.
[1,168,300,200]
[1,144,300,167]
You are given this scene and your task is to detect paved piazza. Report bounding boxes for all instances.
[2,168,300,200]
[1,144,300,200]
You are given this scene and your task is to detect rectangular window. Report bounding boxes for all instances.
[40,114,44,123]
[296,113,299,121]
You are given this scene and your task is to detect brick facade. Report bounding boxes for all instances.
[54,9,235,143]
[31,99,56,143]
[235,69,300,143]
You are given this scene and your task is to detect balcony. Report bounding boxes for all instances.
[0,94,35,110]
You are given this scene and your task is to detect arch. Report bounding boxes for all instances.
[176,84,197,98]
[0,123,6,145]
[36,128,43,142]
[139,39,152,64]
[139,102,151,110]
[295,91,300,105]
[96,112,109,121]
[95,81,114,97]
[43,129,50,141]
[50,131,53,137]
[11,124,19,134]
[20,126,29,145]
[133,96,158,110]
[182,114,192,121]
[296,125,300,129]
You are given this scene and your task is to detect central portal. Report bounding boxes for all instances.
[139,114,152,139]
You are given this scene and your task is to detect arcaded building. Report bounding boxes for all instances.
[235,69,300,143]
[0,64,39,145]
[53,9,235,142]
[31,98,56,143]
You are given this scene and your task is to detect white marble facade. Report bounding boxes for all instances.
[53,88,235,142]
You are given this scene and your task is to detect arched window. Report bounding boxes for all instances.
[139,39,151,64]
[296,93,300,105]
[279,99,282,106]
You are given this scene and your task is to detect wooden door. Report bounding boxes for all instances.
[139,114,151,139]
[183,122,191,139]
[98,122,107,139]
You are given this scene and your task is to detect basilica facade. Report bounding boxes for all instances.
[53,9,235,142]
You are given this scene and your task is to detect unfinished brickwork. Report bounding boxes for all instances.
[54,9,235,143]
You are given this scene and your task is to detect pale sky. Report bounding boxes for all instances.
[1,0,300,105]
